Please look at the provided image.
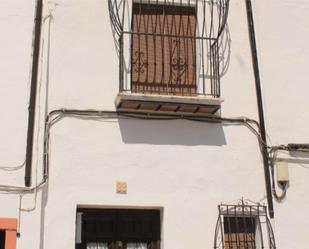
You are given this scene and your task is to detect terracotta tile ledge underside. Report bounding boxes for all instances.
[115,93,223,115]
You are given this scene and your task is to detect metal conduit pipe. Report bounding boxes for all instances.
[25,0,43,187]
[245,0,274,218]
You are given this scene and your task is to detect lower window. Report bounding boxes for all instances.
[75,208,161,249]
[214,201,276,249]
[223,216,256,249]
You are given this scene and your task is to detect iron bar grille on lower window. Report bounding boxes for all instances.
[108,0,230,97]
[223,216,256,249]
[214,201,276,249]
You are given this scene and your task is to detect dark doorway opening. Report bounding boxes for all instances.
[0,230,5,249]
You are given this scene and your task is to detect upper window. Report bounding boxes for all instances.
[110,1,229,115]
[76,208,161,249]
[109,0,229,98]
[214,201,276,249]
[131,3,197,96]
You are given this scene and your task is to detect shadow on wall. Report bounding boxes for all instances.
[218,25,231,78]
[202,25,231,80]
[118,118,226,146]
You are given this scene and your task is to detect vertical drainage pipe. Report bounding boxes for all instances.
[25,0,43,187]
[245,0,274,218]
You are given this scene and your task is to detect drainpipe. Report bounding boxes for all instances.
[245,0,274,218]
[25,0,43,187]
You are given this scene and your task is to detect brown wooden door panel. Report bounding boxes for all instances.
[131,3,196,95]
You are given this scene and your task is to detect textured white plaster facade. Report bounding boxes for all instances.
[0,1,308,249]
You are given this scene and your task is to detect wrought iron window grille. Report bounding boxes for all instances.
[109,0,230,98]
[214,200,276,249]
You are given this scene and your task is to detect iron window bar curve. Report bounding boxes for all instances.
[214,199,276,249]
[108,0,230,98]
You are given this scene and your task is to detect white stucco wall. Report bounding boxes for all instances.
[253,1,309,247]
[0,0,308,249]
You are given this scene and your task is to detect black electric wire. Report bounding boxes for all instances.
[40,109,270,189]
[0,108,269,194]
[4,106,308,217]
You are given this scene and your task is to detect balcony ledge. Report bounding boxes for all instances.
[115,92,223,116]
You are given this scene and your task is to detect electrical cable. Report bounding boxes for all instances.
[0,108,270,193]
[2,109,308,208]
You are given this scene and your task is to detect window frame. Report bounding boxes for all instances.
[76,208,161,249]
[223,216,257,249]
[214,202,276,249]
